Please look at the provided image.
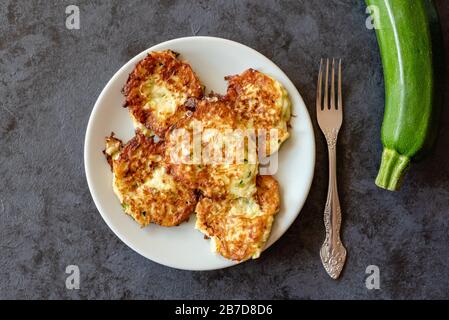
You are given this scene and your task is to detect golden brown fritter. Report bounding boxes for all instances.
[164,96,259,200]
[123,50,204,137]
[104,132,197,227]
[225,68,292,155]
[195,175,280,261]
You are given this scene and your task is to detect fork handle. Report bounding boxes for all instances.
[320,128,347,279]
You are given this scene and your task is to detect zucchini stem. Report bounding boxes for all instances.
[375,148,410,191]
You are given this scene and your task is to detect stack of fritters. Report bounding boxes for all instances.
[104,50,292,261]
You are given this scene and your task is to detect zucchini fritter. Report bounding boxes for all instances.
[104,132,197,227]
[225,69,292,155]
[165,96,259,200]
[195,175,280,261]
[123,50,204,137]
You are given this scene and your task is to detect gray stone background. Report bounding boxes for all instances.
[0,0,448,299]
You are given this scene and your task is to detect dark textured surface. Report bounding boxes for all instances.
[1,0,448,299]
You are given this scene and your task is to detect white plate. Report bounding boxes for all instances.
[84,36,315,270]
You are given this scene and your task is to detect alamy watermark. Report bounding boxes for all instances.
[65,5,80,30]
[167,120,279,175]
[65,265,80,290]
[365,5,381,30]
[365,265,380,290]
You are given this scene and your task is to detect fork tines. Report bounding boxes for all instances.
[316,58,342,112]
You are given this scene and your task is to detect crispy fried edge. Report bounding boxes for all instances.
[103,132,123,170]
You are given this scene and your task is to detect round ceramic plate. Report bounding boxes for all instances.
[84,36,315,270]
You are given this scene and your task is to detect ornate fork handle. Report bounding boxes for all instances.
[320,128,346,279]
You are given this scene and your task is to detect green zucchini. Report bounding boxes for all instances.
[366,0,443,191]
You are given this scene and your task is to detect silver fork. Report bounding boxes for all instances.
[316,58,346,279]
